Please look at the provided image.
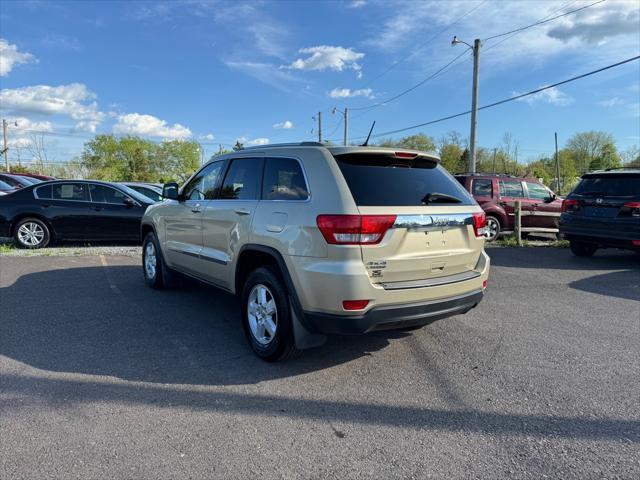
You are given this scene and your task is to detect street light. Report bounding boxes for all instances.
[452,36,481,174]
[2,119,19,173]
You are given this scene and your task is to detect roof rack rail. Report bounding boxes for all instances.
[604,166,639,171]
[239,141,325,150]
[458,172,519,178]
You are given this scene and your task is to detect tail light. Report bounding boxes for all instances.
[623,202,640,217]
[394,151,418,159]
[562,199,579,213]
[316,214,396,245]
[472,212,487,237]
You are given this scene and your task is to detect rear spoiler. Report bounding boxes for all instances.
[328,147,440,164]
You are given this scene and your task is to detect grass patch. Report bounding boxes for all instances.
[0,242,15,254]
[496,234,529,247]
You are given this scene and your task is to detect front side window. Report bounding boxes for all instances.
[89,184,130,204]
[53,183,88,201]
[262,157,309,200]
[526,182,551,200]
[219,158,263,200]
[498,180,524,198]
[472,179,492,197]
[182,161,225,201]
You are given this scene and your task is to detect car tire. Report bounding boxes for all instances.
[569,240,597,257]
[484,216,501,242]
[14,218,51,249]
[241,266,299,362]
[142,232,174,288]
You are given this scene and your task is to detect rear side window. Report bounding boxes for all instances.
[573,175,640,197]
[262,157,309,200]
[498,180,524,198]
[53,183,88,201]
[89,184,129,204]
[34,185,52,199]
[335,154,474,206]
[472,179,493,196]
[219,158,263,200]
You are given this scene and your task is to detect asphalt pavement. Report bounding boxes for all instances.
[0,248,638,479]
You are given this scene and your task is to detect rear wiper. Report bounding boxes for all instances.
[574,191,604,196]
[421,192,462,204]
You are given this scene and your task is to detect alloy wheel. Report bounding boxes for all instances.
[144,241,157,279]
[17,222,45,247]
[247,284,278,346]
[485,217,499,241]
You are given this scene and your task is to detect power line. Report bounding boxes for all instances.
[485,0,606,41]
[343,0,604,114]
[339,55,639,141]
[350,49,471,112]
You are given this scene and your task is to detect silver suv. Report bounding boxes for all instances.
[141,143,490,361]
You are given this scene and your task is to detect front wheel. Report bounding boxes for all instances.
[142,232,174,288]
[241,267,299,362]
[14,218,50,249]
[484,216,501,242]
[570,240,597,257]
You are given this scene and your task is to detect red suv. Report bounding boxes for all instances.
[456,174,563,241]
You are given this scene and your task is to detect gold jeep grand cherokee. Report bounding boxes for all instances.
[141,143,490,361]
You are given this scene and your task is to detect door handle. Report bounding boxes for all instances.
[235,208,251,216]
[191,203,202,213]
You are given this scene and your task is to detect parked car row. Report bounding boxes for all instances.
[0,180,155,248]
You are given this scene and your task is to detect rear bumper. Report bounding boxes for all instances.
[559,215,640,249]
[304,289,483,335]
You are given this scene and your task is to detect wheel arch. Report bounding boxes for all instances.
[10,214,55,239]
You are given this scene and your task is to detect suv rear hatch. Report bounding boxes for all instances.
[328,149,485,287]
[563,172,640,235]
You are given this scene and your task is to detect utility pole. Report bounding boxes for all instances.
[452,36,481,173]
[343,107,349,146]
[317,111,322,142]
[2,119,9,173]
[554,132,561,194]
[469,39,481,174]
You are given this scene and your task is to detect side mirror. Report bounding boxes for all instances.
[162,182,179,200]
[123,197,135,208]
[545,194,556,203]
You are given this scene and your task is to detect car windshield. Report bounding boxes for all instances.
[0,179,13,190]
[572,175,640,197]
[21,176,42,184]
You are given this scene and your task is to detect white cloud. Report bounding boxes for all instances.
[349,0,367,7]
[599,97,624,107]
[273,120,294,129]
[329,87,374,99]
[113,113,191,139]
[283,46,364,73]
[0,83,104,132]
[547,6,639,43]
[9,116,54,133]
[0,38,37,76]
[515,87,574,106]
[247,137,270,146]
[201,133,215,141]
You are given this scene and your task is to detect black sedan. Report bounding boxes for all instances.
[0,180,155,248]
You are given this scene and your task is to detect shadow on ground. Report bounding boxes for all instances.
[0,265,401,386]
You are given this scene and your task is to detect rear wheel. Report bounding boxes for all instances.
[570,240,597,257]
[14,218,50,249]
[241,267,299,362]
[484,216,501,242]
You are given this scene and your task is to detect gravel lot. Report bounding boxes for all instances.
[0,248,638,479]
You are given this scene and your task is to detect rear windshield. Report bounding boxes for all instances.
[572,174,640,198]
[335,154,475,206]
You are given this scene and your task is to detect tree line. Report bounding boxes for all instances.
[10,130,639,195]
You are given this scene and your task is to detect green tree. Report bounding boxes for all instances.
[377,133,436,152]
[566,131,618,174]
[155,140,201,183]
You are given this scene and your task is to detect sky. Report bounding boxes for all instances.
[0,0,639,167]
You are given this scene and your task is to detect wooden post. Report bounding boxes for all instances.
[515,200,522,246]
